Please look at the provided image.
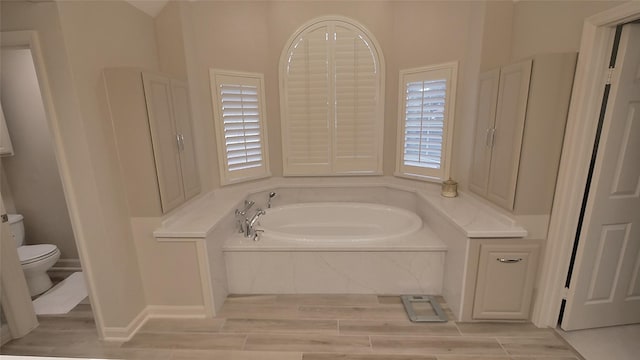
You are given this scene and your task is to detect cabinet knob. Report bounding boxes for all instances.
[497,257,523,263]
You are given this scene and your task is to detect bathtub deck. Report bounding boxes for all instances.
[1,295,584,360]
[224,226,447,252]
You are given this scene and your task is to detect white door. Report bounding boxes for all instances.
[170,80,200,201]
[486,59,531,210]
[562,24,640,330]
[469,69,499,195]
[142,72,185,213]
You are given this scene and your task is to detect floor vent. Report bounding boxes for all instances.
[401,295,448,322]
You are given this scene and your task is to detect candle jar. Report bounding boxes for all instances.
[441,178,458,198]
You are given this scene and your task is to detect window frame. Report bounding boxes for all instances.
[395,62,458,182]
[279,16,385,177]
[210,69,271,185]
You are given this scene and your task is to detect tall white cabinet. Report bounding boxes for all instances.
[469,53,577,214]
[103,69,200,216]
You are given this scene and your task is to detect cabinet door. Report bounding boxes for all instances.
[170,80,200,201]
[142,73,185,213]
[486,60,532,210]
[473,243,539,320]
[469,69,499,195]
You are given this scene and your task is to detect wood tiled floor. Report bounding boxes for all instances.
[0,295,584,359]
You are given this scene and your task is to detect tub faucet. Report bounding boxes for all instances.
[245,208,266,237]
[268,192,277,208]
[235,200,254,216]
[235,200,255,233]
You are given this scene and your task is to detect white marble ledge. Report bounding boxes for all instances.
[224,227,447,252]
[153,176,527,239]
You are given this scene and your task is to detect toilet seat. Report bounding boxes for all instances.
[18,244,59,265]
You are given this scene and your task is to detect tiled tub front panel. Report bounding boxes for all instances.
[224,251,445,294]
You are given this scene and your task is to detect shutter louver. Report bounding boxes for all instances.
[211,71,270,185]
[396,62,457,181]
[284,27,331,170]
[219,83,263,171]
[334,25,379,172]
[281,19,384,175]
[403,79,447,169]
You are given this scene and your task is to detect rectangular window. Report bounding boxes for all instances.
[210,70,270,185]
[396,62,458,181]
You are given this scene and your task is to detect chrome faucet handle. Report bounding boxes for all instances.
[235,200,255,216]
[253,229,264,242]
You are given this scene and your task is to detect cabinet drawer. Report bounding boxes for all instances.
[472,244,539,320]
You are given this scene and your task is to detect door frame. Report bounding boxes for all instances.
[532,2,640,328]
[0,31,103,337]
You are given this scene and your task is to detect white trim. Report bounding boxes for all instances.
[209,69,271,186]
[52,258,82,271]
[395,61,458,182]
[101,305,207,341]
[101,306,148,341]
[0,31,105,338]
[195,240,215,316]
[146,305,207,319]
[532,2,640,328]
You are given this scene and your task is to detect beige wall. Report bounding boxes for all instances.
[54,0,162,327]
[185,0,480,187]
[511,0,625,61]
[155,1,188,80]
[480,1,514,72]
[1,0,149,331]
[0,48,77,259]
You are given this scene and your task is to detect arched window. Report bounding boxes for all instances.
[280,17,384,176]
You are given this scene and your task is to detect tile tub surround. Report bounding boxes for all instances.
[1,295,584,359]
[224,249,445,294]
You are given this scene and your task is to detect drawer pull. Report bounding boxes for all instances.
[497,257,523,263]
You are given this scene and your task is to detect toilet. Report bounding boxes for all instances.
[7,214,61,297]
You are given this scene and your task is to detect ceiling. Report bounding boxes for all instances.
[125,0,170,18]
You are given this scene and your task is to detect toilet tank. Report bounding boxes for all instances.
[7,214,25,247]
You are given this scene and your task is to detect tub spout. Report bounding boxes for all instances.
[245,208,266,237]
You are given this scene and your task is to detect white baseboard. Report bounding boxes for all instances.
[146,305,207,319]
[101,307,148,342]
[49,258,82,280]
[52,258,82,271]
[100,305,207,341]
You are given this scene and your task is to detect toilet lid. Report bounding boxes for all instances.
[18,244,59,265]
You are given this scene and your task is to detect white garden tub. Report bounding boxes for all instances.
[258,202,423,242]
[223,202,446,294]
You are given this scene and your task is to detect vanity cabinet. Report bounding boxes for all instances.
[0,102,14,156]
[103,68,200,216]
[472,242,540,320]
[469,53,577,213]
[460,239,541,321]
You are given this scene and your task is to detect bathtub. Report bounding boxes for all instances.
[257,202,423,242]
[224,202,446,294]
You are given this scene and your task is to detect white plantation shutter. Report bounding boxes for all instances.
[333,24,381,173]
[283,24,331,174]
[281,18,384,175]
[396,63,458,181]
[211,71,270,185]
